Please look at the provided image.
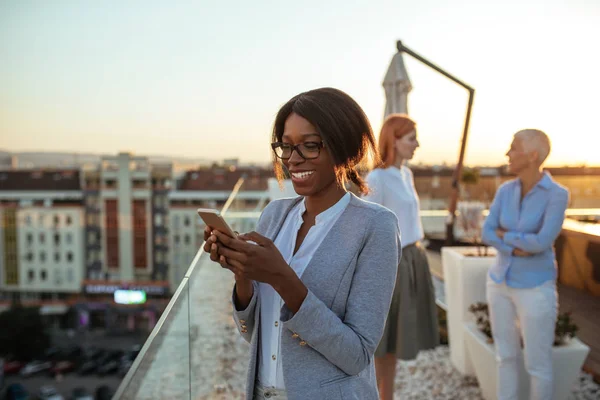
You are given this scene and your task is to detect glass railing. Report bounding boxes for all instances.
[113,178,261,399]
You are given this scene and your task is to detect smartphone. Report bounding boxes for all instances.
[197,208,237,238]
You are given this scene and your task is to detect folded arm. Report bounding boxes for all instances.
[502,189,569,253]
[482,188,514,255]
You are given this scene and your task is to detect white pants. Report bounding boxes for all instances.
[486,277,558,400]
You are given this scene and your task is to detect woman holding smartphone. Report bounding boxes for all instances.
[203,88,401,400]
[363,114,439,400]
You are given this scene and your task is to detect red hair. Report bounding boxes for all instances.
[378,113,416,168]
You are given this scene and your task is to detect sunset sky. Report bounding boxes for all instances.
[1,0,598,166]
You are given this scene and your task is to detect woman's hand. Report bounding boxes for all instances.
[211,230,291,286]
[213,230,308,313]
[512,248,533,257]
[496,228,506,240]
[203,226,253,308]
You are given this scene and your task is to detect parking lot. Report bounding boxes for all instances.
[4,373,121,399]
[2,330,148,399]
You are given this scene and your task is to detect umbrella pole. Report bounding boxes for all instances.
[396,40,475,245]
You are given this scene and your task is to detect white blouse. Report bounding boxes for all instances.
[257,192,351,389]
[363,166,424,248]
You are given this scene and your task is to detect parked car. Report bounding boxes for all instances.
[106,350,124,362]
[49,360,76,377]
[44,347,63,361]
[55,346,83,363]
[94,385,113,400]
[97,360,119,376]
[70,387,93,400]
[118,359,133,377]
[38,385,64,400]
[81,348,103,362]
[4,383,29,400]
[19,360,52,377]
[77,360,99,376]
[3,360,25,375]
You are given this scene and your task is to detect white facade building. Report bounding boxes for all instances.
[16,207,85,293]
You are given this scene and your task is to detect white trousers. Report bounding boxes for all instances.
[486,277,558,400]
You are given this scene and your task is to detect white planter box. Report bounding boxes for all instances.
[442,246,497,375]
[463,322,590,400]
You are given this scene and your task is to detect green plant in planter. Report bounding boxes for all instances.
[468,302,579,346]
[468,302,493,343]
[554,311,579,346]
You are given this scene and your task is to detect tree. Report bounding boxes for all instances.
[0,306,50,361]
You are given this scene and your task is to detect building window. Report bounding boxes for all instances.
[88,231,96,245]
[55,252,60,262]
[174,235,180,244]
[54,233,60,246]
[184,234,190,245]
[67,268,74,283]
[184,216,190,227]
[174,215,180,229]
[26,252,33,262]
[54,215,60,227]
[67,252,73,263]
[66,233,73,244]
[28,269,34,282]
[24,215,32,226]
[39,233,45,244]
[66,215,73,226]
[55,269,62,285]
[40,252,46,263]
[38,214,45,226]
[155,214,163,227]
[41,269,47,281]
[27,233,33,245]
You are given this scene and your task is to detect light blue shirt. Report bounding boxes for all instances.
[482,172,569,288]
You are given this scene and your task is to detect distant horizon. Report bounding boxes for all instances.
[1,148,598,169]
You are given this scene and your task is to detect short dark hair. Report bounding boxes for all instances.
[271,87,379,195]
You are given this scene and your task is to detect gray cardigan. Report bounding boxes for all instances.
[232,193,401,400]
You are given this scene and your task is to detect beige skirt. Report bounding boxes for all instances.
[375,242,440,360]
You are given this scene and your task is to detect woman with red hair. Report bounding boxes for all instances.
[364,114,439,400]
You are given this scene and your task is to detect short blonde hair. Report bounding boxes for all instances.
[515,129,551,164]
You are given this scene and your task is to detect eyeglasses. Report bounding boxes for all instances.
[271,141,324,160]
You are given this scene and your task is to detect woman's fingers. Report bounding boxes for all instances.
[218,255,233,270]
[203,225,212,241]
[217,244,247,263]
[213,230,253,252]
[209,242,219,262]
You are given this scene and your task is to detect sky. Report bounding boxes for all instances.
[1,0,599,167]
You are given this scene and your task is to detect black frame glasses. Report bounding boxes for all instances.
[271,141,324,160]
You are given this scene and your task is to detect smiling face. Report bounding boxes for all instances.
[395,129,419,161]
[281,113,339,197]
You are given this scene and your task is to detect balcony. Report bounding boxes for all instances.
[113,182,600,399]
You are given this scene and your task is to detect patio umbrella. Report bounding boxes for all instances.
[383,52,412,116]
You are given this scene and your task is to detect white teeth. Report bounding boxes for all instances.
[291,171,314,179]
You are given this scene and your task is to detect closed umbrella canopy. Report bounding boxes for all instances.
[383,52,412,116]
